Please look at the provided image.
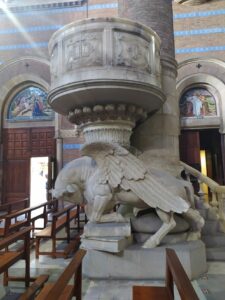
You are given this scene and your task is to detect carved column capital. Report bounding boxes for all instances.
[67,103,147,147]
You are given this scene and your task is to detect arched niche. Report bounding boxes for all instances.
[180,87,217,118]
[6,85,54,123]
[177,74,225,132]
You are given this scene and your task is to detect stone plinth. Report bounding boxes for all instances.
[83,240,207,280]
[81,222,132,253]
[81,236,133,253]
[83,222,131,238]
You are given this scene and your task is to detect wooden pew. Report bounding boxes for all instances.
[16,249,86,300]
[34,249,86,300]
[0,199,58,239]
[35,204,80,259]
[76,204,88,232]
[0,226,32,287]
[0,198,29,219]
[28,199,58,236]
[133,248,199,300]
[17,275,49,300]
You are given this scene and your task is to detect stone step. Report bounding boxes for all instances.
[206,247,225,261]
[202,234,225,247]
[197,208,208,219]
[202,220,219,234]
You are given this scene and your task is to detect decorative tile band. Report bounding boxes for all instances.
[0,25,62,35]
[174,9,225,19]
[0,3,118,18]
[63,144,82,150]
[176,45,225,54]
[175,27,225,36]
[0,42,48,51]
[1,25,224,37]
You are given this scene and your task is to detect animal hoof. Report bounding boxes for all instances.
[142,238,159,249]
[187,231,201,241]
[116,215,129,223]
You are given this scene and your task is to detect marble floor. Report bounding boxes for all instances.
[0,226,225,299]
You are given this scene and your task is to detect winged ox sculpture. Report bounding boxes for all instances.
[52,142,204,248]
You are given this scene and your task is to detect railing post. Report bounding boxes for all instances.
[211,191,218,207]
[74,263,82,300]
[165,249,174,299]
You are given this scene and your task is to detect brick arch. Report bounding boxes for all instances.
[177,58,225,133]
[0,57,56,204]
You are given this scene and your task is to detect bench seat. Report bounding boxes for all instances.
[35,209,77,239]
[0,226,32,287]
[133,286,172,300]
[35,205,80,258]
[18,274,49,300]
[0,252,24,273]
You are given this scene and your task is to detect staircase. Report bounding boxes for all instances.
[181,161,225,261]
[197,202,225,260]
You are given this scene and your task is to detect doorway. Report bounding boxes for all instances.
[2,127,55,204]
[30,157,49,207]
[180,129,224,185]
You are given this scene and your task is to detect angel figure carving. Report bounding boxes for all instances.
[52,142,204,248]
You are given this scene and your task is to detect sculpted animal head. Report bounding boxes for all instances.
[52,156,96,204]
[52,182,83,204]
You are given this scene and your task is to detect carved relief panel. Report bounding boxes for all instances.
[64,31,103,71]
[113,31,152,73]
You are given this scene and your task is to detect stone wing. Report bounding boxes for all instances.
[82,142,190,213]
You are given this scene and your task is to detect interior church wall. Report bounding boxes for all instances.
[173,0,225,62]
[1,0,225,201]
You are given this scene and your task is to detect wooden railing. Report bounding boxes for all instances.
[181,161,225,229]
[133,248,199,300]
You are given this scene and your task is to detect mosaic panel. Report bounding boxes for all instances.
[7,86,54,121]
[180,88,217,118]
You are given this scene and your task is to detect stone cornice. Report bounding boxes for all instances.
[174,0,210,5]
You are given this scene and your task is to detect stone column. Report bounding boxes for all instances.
[0,143,2,204]
[118,0,180,175]
[56,137,63,172]
[54,113,63,172]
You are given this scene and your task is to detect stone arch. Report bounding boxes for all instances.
[0,57,56,203]
[0,56,51,138]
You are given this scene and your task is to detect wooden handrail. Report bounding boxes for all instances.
[52,204,76,218]
[0,226,32,250]
[181,160,225,224]
[4,199,58,220]
[0,198,29,215]
[166,248,199,300]
[133,248,199,300]
[180,161,223,192]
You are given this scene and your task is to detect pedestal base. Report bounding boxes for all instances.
[83,240,207,280]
